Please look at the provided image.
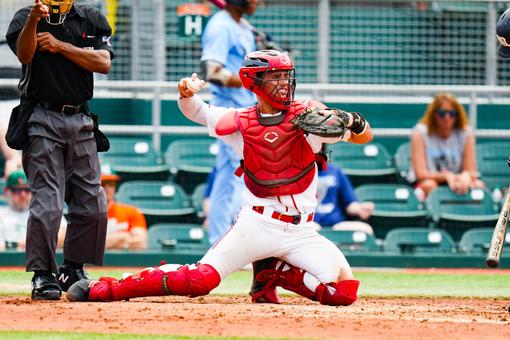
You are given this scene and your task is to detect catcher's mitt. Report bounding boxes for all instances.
[291,107,351,138]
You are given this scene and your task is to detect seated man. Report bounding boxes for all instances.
[0,169,65,250]
[314,162,374,235]
[101,165,147,250]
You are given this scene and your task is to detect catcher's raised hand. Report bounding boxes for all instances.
[178,73,206,98]
[29,0,49,22]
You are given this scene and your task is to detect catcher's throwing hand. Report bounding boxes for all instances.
[178,73,206,98]
[29,0,49,23]
[291,107,367,138]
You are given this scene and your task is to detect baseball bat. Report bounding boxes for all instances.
[486,186,510,268]
[208,0,226,9]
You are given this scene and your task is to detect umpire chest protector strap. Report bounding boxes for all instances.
[234,101,318,198]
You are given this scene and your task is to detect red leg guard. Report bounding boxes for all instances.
[316,280,360,306]
[250,258,281,304]
[253,262,316,301]
[88,264,221,302]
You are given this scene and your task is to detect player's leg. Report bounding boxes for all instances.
[251,224,359,306]
[67,206,278,302]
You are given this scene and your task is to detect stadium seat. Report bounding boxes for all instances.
[383,228,456,254]
[355,184,428,239]
[147,223,209,251]
[191,182,207,220]
[0,179,6,206]
[394,142,411,183]
[116,181,195,225]
[425,187,500,241]
[328,142,397,186]
[99,136,169,182]
[458,228,510,254]
[476,142,510,190]
[319,229,379,251]
[164,138,218,193]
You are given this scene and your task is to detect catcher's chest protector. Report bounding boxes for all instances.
[237,101,317,197]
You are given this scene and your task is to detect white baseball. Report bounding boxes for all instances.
[187,78,202,92]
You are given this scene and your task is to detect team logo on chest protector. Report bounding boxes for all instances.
[237,101,317,197]
[264,132,279,143]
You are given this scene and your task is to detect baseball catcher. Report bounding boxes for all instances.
[67,50,372,306]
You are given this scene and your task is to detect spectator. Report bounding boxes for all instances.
[408,92,484,198]
[101,165,147,250]
[0,124,22,178]
[200,0,258,245]
[314,163,374,235]
[0,169,66,251]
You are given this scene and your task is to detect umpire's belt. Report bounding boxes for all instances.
[37,100,86,115]
[252,206,314,225]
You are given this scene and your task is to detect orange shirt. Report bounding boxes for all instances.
[107,201,147,234]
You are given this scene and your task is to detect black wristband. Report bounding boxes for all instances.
[350,112,366,134]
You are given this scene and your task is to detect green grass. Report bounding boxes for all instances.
[1,268,509,298]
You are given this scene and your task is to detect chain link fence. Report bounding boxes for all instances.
[1,0,509,85]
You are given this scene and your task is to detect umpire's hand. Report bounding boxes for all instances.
[37,32,62,53]
[29,0,49,23]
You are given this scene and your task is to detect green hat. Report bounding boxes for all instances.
[6,169,28,188]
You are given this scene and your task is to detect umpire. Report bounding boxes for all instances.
[5,0,112,300]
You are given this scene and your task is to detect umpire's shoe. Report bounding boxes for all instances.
[57,265,89,292]
[31,273,62,300]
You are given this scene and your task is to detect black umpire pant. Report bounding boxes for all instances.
[22,107,107,274]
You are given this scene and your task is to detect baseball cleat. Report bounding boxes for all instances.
[57,265,89,292]
[66,279,95,301]
[31,273,62,300]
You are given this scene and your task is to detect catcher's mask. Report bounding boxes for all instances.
[42,0,74,25]
[239,50,296,110]
[497,8,510,58]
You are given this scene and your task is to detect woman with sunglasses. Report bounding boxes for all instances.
[408,92,484,198]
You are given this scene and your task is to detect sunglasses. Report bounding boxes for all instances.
[10,187,31,194]
[436,109,458,118]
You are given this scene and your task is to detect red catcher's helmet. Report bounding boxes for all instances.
[239,50,296,110]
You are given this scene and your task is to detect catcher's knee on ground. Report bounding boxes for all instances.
[86,263,221,302]
[253,261,359,306]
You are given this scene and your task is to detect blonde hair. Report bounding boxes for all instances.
[419,92,469,135]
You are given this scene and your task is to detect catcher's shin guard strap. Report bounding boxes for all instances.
[316,280,360,306]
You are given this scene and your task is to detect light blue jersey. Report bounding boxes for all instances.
[201,10,256,245]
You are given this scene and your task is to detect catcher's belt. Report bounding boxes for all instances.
[252,206,314,225]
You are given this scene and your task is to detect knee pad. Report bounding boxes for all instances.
[316,280,360,306]
[166,263,221,297]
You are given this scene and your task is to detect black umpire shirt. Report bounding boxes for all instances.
[5,5,114,105]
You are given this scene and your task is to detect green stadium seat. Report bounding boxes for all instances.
[328,142,397,186]
[319,229,379,251]
[476,142,510,190]
[425,187,500,241]
[191,182,207,221]
[458,228,510,254]
[116,181,195,225]
[99,137,169,182]
[383,228,456,254]
[355,184,428,239]
[164,139,218,193]
[147,223,209,251]
[394,142,411,183]
[0,179,6,206]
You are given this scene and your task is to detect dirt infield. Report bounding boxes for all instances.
[0,295,508,339]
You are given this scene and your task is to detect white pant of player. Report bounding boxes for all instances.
[200,206,353,283]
